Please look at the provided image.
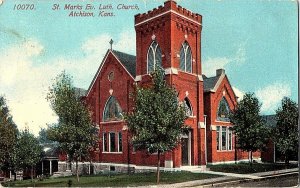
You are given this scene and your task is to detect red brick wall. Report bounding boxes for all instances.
[134,0,204,167]
[261,140,275,162]
[204,76,261,163]
[83,1,261,168]
[210,77,236,163]
[85,51,135,164]
[135,0,202,76]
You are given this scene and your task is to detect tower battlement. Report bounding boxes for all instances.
[135,0,202,26]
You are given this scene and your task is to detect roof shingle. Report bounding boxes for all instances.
[112,50,136,77]
[203,75,221,92]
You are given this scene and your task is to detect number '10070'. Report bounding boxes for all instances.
[13,4,35,10]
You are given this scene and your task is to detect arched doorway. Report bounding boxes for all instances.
[181,130,191,166]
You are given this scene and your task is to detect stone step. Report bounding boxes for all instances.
[51,171,73,178]
[180,165,210,173]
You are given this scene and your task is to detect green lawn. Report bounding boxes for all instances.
[207,163,298,174]
[2,171,221,187]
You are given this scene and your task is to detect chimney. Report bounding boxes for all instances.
[216,69,225,76]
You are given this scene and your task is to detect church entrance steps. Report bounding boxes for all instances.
[180,165,209,172]
[51,171,72,178]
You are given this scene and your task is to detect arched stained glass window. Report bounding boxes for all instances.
[217,97,230,122]
[179,41,192,73]
[147,41,162,73]
[184,97,193,117]
[103,96,123,122]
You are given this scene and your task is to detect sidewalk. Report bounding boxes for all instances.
[169,167,299,188]
[136,167,299,188]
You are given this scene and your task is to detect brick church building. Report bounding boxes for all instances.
[60,0,260,172]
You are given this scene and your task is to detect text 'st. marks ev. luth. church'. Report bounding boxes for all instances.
[59,0,261,173]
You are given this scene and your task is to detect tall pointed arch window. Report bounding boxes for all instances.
[217,97,230,122]
[103,96,123,122]
[147,41,162,73]
[179,41,192,73]
[183,97,193,117]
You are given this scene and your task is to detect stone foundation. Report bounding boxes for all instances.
[58,162,139,175]
[58,162,67,172]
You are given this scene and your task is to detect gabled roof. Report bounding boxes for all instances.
[203,75,222,92]
[203,71,239,104]
[42,143,59,159]
[112,50,136,77]
[86,49,136,97]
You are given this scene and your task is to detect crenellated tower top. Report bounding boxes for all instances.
[135,0,201,26]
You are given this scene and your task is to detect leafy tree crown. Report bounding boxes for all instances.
[273,97,298,159]
[229,92,269,152]
[47,71,98,162]
[125,67,187,154]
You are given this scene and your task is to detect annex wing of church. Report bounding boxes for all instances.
[67,0,260,172]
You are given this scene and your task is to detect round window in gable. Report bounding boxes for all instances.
[108,71,114,82]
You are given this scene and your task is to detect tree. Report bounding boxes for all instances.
[38,128,51,144]
[125,68,187,184]
[229,93,269,165]
[46,71,98,182]
[38,127,58,147]
[273,97,298,166]
[12,130,42,181]
[0,96,18,176]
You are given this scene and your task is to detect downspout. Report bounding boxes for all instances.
[235,129,237,164]
[204,115,207,165]
[127,130,130,173]
[195,26,201,166]
[98,79,101,162]
[273,142,276,163]
[127,80,130,173]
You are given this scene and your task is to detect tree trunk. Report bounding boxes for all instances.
[250,151,253,167]
[234,135,237,164]
[156,151,161,184]
[89,161,92,175]
[285,152,290,168]
[76,161,79,182]
[127,133,130,174]
[14,171,16,181]
[31,165,33,182]
[69,161,72,171]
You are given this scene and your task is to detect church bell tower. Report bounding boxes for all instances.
[134,0,202,79]
[134,1,207,166]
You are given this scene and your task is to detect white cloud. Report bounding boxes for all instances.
[256,82,291,114]
[0,30,136,136]
[232,86,244,101]
[0,39,44,86]
[202,57,231,77]
[82,34,112,56]
[114,30,136,55]
[233,44,246,65]
[202,42,246,77]
[81,30,136,56]
[0,39,58,135]
[75,29,136,86]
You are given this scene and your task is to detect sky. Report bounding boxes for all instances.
[0,0,298,136]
